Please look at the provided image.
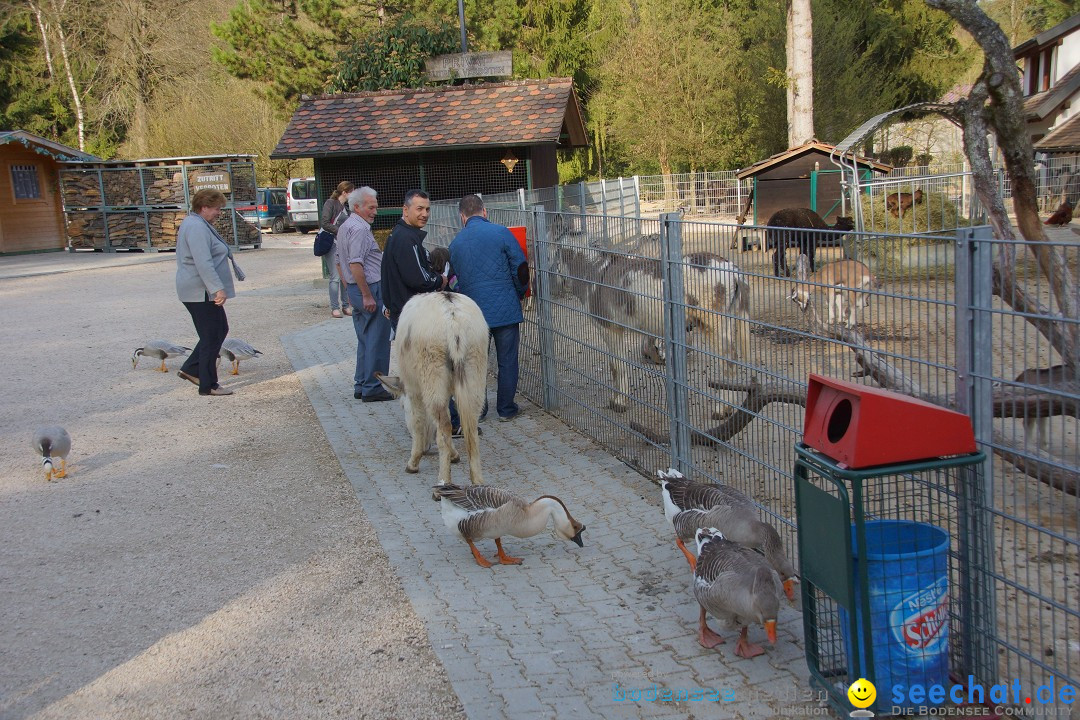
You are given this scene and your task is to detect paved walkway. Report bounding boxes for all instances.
[283,321,824,720]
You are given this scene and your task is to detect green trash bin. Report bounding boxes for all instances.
[793,443,992,717]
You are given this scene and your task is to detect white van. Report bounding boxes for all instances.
[286,177,320,233]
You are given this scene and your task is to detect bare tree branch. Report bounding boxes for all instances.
[927,0,1080,368]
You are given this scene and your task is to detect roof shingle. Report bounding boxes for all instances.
[271,78,587,159]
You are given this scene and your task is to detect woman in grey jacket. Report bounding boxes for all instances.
[175,189,236,396]
[321,180,354,318]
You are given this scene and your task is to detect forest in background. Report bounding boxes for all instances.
[0,0,1077,186]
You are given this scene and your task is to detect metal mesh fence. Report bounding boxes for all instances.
[636,171,749,216]
[476,208,1078,703]
[854,172,985,234]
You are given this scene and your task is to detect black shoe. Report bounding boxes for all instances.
[354,390,363,399]
[361,389,394,402]
[451,425,483,438]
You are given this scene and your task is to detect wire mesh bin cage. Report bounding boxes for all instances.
[793,443,994,717]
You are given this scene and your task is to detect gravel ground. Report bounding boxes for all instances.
[0,236,465,720]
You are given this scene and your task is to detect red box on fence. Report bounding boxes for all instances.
[802,373,976,468]
[508,226,530,298]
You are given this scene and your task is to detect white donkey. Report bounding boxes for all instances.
[376,291,488,486]
[590,250,751,411]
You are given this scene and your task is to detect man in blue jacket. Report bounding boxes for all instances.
[449,194,529,422]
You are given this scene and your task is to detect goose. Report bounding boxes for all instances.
[218,338,263,375]
[433,484,585,568]
[132,341,192,372]
[658,468,797,599]
[693,527,781,658]
[32,426,71,481]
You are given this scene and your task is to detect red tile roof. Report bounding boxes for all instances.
[736,141,890,179]
[271,78,587,159]
[1035,112,1080,151]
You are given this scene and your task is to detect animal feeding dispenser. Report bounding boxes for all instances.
[802,373,976,468]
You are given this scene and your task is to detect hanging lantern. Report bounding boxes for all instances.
[501,149,519,174]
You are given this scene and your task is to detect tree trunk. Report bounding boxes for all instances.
[49,0,85,151]
[27,1,55,78]
[786,0,814,146]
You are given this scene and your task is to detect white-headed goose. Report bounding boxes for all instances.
[133,341,191,372]
[33,426,71,481]
[218,338,263,375]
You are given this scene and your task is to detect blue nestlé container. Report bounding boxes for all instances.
[844,519,951,712]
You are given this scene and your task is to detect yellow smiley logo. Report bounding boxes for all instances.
[847,678,876,709]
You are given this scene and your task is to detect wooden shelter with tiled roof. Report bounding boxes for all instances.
[272,78,588,227]
[736,141,890,225]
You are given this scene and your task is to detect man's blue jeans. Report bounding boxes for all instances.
[346,281,391,397]
[490,323,520,418]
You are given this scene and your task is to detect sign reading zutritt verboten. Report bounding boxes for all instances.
[190,172,232,194]
[425,51,513,81]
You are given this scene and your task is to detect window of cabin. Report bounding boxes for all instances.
[1042,48,1054,91]
[11,164,42,200]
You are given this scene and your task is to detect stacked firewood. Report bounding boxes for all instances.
[60,162,258,250]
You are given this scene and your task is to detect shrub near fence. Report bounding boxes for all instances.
[434,202,1079,703]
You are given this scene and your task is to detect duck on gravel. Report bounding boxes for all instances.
[218,338,263,375]
[693,527,781,658]
[132,341,191,372]
[32,425,71,481]
[658,468,797,599]
[433,484,585,568]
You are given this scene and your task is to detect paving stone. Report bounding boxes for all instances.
[283,322,816,720]
[492,686,548,713]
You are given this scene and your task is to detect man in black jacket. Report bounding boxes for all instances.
[380,189,447,330]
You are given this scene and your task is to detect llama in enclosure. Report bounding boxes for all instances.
[765,208,854,277]
[375,292,488,486]
[788,256,877,328]
[544,220,751,412]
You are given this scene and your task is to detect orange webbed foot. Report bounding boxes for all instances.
[495,538,523,565]
[734,626,766,658]
[467,540,493,568]
[698,607,724,649]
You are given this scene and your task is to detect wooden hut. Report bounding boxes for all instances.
[736,141,890,225]
[0,131,99,255]
[271,78,589,230]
